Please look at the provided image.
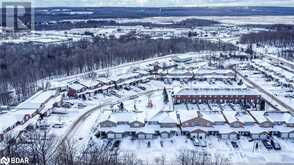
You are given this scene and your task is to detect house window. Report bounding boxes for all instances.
[133,123,140,127]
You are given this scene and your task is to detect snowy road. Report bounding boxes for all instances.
[46,52,208,84]
[235,69,294,113]
[47,88,165,159]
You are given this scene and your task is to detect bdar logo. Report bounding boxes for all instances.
[0,157,29,165]
[0,157,9,165]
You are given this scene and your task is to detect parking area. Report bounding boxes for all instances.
[239,63,294,107]
[93,135,294,164]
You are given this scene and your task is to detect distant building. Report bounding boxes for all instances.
[67,83,87,97]
[173,88,262,104]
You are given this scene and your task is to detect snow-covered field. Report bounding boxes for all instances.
[2,15,285,45]
[2,14,294,164]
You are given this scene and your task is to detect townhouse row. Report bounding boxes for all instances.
[97,109,294,140]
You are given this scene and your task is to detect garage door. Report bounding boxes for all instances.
[221,134,229,139]
[115,133,123,139]
[281,133,288,139]
[161,133,169,138]
[108,133,115,139]
[260,134,268,139]
[251,134,259,139]
[229,134,237,140]
[289,133,294,139]
[138,134,145,139]
[146,134,153,139]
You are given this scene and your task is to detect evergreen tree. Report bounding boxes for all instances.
[119,102,124,111]
[163,87,169,104]
[82,94,87,101]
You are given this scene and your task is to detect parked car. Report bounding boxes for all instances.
[270,139,281,150]
[124,86,131,91]
[52,123,64,128]
[113,140,121,148]
[200,140,207,147]
[111,140,121,151]
[103,92,112,96]
[231,141,238,148]
[137,86,146,90]
[272,142,281,150]
[262,140,273,150]
[78,103,87,108]
[39,124,50,130]
[62,102,73,108]
[192,138,200,146]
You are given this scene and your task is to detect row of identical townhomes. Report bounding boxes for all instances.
[97,109,294,140]
[98,110,179,139]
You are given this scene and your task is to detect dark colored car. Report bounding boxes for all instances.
[113,140,121,148]
[262,140,273,150]
[124,86,131,90]
[192,138,200,147]
[273,142,281,150]
[270,140,281,150]
[231,141,238,148]
[137,86,146,90]
[110,140,121,151]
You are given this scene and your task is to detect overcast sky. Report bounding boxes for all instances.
[2,0,294,7]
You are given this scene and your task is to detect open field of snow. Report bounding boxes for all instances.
[2,13,294,164]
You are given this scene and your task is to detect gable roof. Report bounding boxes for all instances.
[223,111,255,124]
[266,112,294,124]
[249,111,271,124]
[177,110,197,122]
[108,112,144,123]
[200,111,226,123]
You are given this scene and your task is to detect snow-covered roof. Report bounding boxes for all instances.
[172,56,192,63]
[97,77,112,84]
[16,90,56,110]
[154,111,178,124]
[78,79,100,88]
[253,59,294,81]
[182,123,292,134]
[249,111,270,124]
[176,88,259,96]
[99,124,162,134]
[266,112,294,124]
[109,72,139,82]
[108,112,145,124]
[97,110,112,123]
[200,111,226,123]
[68,83,86,91]
[177,110,197,122]
[222,111,255,124]
[196,69,234,76]
[146,110,177,123]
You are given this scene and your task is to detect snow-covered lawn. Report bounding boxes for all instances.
[119,136,195,164]
[89,135,294,165]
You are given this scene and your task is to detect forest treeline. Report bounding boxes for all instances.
[36,18,219,31]
[240,30,294,47]
[0,35,237,105]
[1,131,231,165]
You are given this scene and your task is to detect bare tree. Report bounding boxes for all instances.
[24,130,55,165]
[177,149,231,165]
[53,139,77,165]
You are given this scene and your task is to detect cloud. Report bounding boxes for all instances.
[3,0,294,7]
